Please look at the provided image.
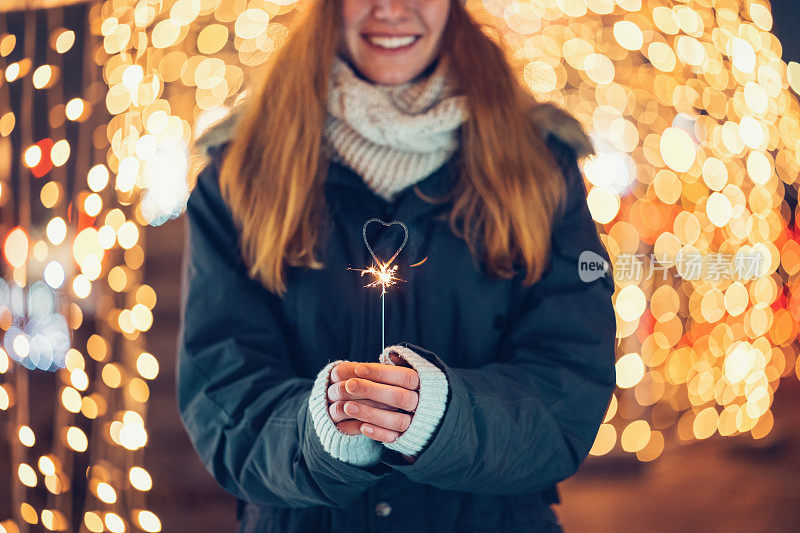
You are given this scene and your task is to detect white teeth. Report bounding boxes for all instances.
[365,35,418,49]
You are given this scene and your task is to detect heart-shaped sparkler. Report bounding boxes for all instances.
[354,218,411,351]
[362,218,408,267]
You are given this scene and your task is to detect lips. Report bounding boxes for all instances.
[361,33,422,50]
[362,33,422,40]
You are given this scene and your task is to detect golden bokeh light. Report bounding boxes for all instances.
[65,97,86,121]
[54,29,75,53]
[129,466,152,491]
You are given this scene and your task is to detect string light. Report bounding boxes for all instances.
[1,2,161,530]
[476,0,800,460]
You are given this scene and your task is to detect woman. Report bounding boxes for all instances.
[177,0,617,531]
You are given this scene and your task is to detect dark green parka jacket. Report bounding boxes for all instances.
[176,105,617,532]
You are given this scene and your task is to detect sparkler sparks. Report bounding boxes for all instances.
[350,261,405,293]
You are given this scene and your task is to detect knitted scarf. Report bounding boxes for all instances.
[323,54,469,201]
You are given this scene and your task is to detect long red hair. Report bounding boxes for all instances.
[197,0,569,296]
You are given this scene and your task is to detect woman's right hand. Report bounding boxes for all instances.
[326,361,406,436]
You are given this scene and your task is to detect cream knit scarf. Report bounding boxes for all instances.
[323,54,469,201]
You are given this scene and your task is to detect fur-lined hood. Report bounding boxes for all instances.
[190,99,595,170]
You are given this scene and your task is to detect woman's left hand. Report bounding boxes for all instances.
[328,360,419,445]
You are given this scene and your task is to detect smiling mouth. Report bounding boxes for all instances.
[361,34,422,50]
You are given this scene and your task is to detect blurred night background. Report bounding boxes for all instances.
[0,0,799,532]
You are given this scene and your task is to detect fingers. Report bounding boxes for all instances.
[331,361,419,391]
[335,419,364,436]
[387,352,412,368]
[343,400,412,433]
[335,418,402,443]
[328,398,401,423]
[327,381,410,411]
[328,378,419,411]
[329,399,348,424]
[358,422,401,443]
[328,394,399,423]
[347,378,420,411]
[333,406,401,442]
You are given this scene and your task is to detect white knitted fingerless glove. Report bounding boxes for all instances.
[308,360,383,466]
[378,345,449,457]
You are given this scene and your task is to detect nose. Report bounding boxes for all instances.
[372,0,411,20]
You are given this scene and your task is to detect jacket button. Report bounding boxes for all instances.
[374,501,392,517]
[493,314,505,330]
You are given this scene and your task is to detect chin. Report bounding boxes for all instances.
[367,70,417,85]
[355,59,431,85]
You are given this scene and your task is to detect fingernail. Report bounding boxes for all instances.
[345,402,359,414]
[346,379,357,392]
[355,365,369,377]
[361,424,373,434]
